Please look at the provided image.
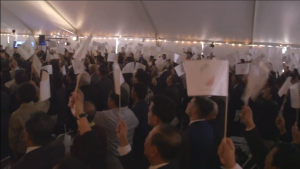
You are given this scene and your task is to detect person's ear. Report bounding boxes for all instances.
[150,146,158,158]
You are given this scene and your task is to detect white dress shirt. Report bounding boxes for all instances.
[189,119,205,125]
[26,146,40,154]
[229,163,242,169]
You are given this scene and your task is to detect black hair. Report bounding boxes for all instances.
[1,60,10,71]
[194,97,215,119]
[150,56,154,60]
[232,74,243,84]
[135,71,151,87]
[97,56,104,64]
[151,95,176,124]
[15,69,29,85]
[55,157,89,169]
[169,74,179,85]
[269,86,280,103]
[67,68,76,82]
[109,87,129,107]
[133,83,148,100]
[84,101,96,123]
[272,142,300,169]
[17,82,36,103]
[267,75,276,88]
[98,64,109,76]
[25,111,55,146]
[151,124,182,161]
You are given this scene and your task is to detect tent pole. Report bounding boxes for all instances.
[250,0,257,47]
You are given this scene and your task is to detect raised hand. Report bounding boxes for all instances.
[116,118,129,147]
[240,106,255,129]
[292,122,300,145]
[276,114,286,135]
[68,89,84,117]
[218,138,237,169]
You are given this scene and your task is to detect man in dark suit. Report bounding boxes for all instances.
[159,66,171,91]
[117,121,181,169]
[241,105,300,169]
[185,96,214,169]
[95,64,113,111]
[163,74,179,104]
[131,83,152,159]
[78,71,98,106]
[11,111,65,169]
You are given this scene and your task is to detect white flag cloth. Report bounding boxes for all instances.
[278,77,292,97]
[185,60,229,96]
[202,46,213,57]
[32,54,42,77]
[113,62,125,95]
[74,43,80,51]
[17,38,34,60]
[122,62,135,74]
[107,53,118,62]
[40,71,51,101]
[42,65,53,75]
[5,79,15,88]
[135,62,146,71]
[244,61,269,104]
[235,63,250,75]
[290,82,300,108]
[174,63,185,77]
[73,34,93,60]
[174,53,184,64]
[155,58,167,71]
[71,59,85,75]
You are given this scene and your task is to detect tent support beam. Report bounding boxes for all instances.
[44,1,81,36]
[250,0,257,46]
[138,1,159,45]
[1,5,35,35]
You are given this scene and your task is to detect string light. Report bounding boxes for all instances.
[232,44,235,46]
[193,41,197,44]
[238,44,241,46]
[182,41,185,43]
[175,41,178,43]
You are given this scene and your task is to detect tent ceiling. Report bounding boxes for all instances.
[1,1,299,45]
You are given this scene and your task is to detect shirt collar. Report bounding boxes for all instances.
[20,101,35,109]
[26,146,40,154]
[189,119,205,125]
[149,163,169,169]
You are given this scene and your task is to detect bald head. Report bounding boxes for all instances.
[206,101,218,120]
[83,101,96,123]
[78,71,91,87]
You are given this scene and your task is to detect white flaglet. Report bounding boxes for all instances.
[74,43,80,51]
[202,46,213,57]
[113,62,125,95]
[17,38,34,60]
[32,54,42,77]
[71,59,85,75]
[122,62,135,74]
[107,53,118,62]
[173,53,184,64]
[42,65,53,75]
[185,60,229,96]
[278,77,292,97]
[235,63,250,75]
[5,79,15,88]
[40,71,51,101]
[174,63,185,77]
[73,34,93,60]
[155,57,167,71]
[243,61,269,104]
[61,66,66,76]
[135,62,146,71]
[226,51,240,66]
[290,82,300,108]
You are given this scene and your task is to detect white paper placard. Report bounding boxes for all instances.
[73,34,93,60]
[155,58,166,71]
[278,77,292,97]
[135,62,146,71]
[40,71,51,101]
[71,59,84,75]
[290,82,300,108]
[174,53,184,64]
[185,60,229,96]
[42,65,53,75]
[5,79,15,88]
[122,62,135,74]
[107,53,118,62]
[113,62,125,95]
[32,55,42,77]
[61,66,66,76]
[174,63,185,77]
[235,63,250,75]
[17,38,34,60]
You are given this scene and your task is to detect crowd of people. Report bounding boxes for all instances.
[1,43,300,169]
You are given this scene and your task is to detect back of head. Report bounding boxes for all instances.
[67,68,76,82]
[136,71,151,87]
[50,59,60,72]
[84,101,96,123]
[98,64,109,76]
[269,86,279,103]
[151,95,176,124]
[25,111,55,146]
[1,60,10,71]
[109,87,129,107]
[79,71,91,86]
[15,69,29,85]
[54,157,90,169]
[17,82,36,103]
[89,64,98,74]
[194,97,215,119]
[151,124,182,161]
[133,83,148,100]
[272,142,300,169]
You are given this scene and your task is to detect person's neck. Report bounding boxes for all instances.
[190,116,203,122]
[148,156,168,167]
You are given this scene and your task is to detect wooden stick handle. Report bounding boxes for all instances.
[224,96,229,138]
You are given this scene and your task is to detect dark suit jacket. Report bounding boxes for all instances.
[95,76,113,111]
[163,85,179,104]
[186,121,214,169]
[11,140,65,169]
[131,101,152,160]
[151,77,163,95]
[159,70,171,90]
[119,150,179,169]
[80,84,99,106]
